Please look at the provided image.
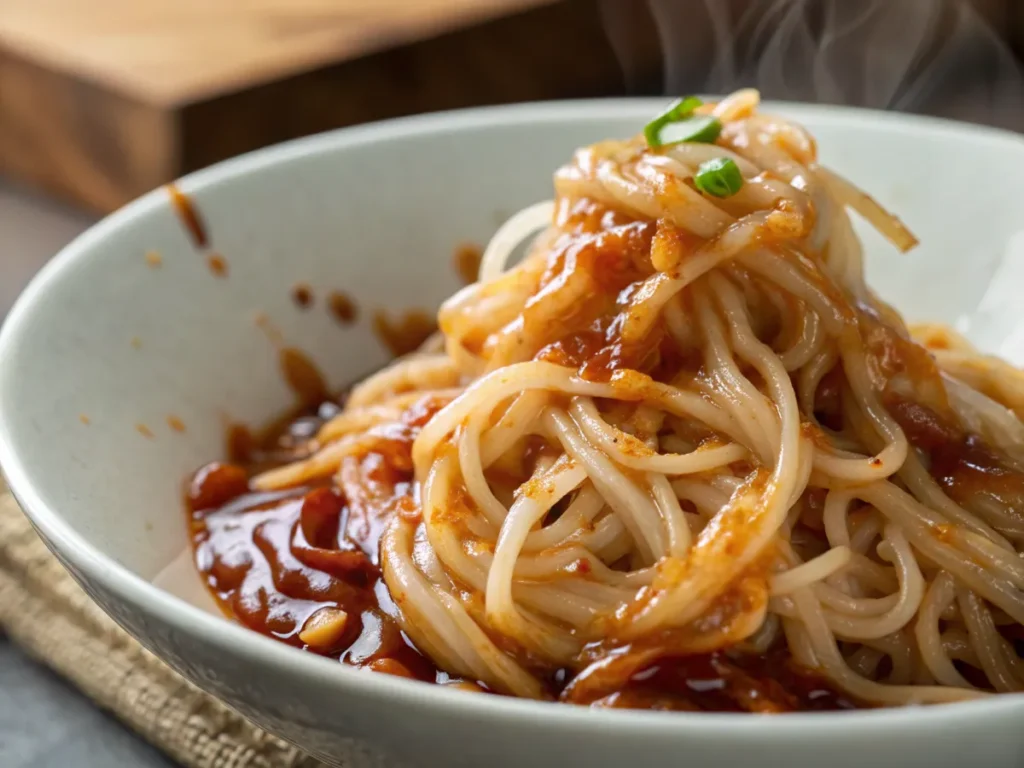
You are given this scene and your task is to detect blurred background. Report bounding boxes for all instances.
[4,0,1024,312]
[2,0,1024,765]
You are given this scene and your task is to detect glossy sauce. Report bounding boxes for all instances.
[187,400,861,709]
[188,400,447,683]
[885,394,1024,515]
[588,652,859,712]
[931,435,1024,515]
[184,197,863,708]
[532,217,695,383]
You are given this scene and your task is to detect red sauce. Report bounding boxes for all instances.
[372,310,436,357]
[537,319,672,383]
[166,184,208,249]
[292,284,314,309]
[226,423,256,464]
[279,348,329,407]
[188,462,248,511]
[207,253,229,278]
[187,396,449,681]
[328,291,358,325]
[253,312,284,345]
[583,652,859,712]
[555,197,635,233]
[886,395,1024,524]
[183,198,865,709]
[187,399,862,709]
[931,435,1024,513]
[453,243,483,285]
[528,220,678,383]
[885,395,962,453]
[813,363,845,430]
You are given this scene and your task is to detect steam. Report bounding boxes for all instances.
[601,0,1024,130]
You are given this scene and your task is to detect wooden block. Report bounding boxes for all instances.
[0,0,662,213]
[0,53,178,214]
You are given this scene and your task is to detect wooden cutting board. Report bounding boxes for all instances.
[0,0,660,213]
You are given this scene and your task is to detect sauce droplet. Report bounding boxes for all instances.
[254,312,285,346]
[79,414,91,425]
[251,313,331,409]
[166,184,208,249]
[453,243,482,284]
[280,347,329,407]
[372,309,436,357]
[136,423,154,439]
[145,250,163,268]
[131,337,143,350]
[292,283,314,309]
[226,423,255,463]
[328,291,357,325]
[167,415,186,433]
[207,253,228,277]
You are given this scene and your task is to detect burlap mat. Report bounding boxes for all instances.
[0,489,328,768]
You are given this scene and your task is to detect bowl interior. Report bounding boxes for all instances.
[2,100,1024,592]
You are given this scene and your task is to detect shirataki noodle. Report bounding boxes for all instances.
[189,89,1024,710]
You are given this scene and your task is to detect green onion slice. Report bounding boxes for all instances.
[657,115,723,146]
[694,157,744,198]
[643,97,722,147]
[644,97,701,145]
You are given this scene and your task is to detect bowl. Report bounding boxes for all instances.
[2,100,1024,768]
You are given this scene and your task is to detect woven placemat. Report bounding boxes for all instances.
[0,489,328,768]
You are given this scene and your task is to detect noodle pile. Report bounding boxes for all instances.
[253,90,1024,707]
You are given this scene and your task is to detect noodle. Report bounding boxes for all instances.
[204,90,1024,710]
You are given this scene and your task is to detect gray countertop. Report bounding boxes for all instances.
[0,640,175,767]
[0,179,174,767]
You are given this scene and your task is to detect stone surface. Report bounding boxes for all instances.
[0,183,172,767]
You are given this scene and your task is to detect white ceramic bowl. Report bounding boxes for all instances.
[3,100,1024,768]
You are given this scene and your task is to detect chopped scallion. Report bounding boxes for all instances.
[643,96,703,146]
[694,157,744,198]
[656,115,723,146]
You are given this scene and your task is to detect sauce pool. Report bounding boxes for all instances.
[187,399,448,683]
[185,399,861,709]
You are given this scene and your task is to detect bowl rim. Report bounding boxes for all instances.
[3,96,1024,742]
